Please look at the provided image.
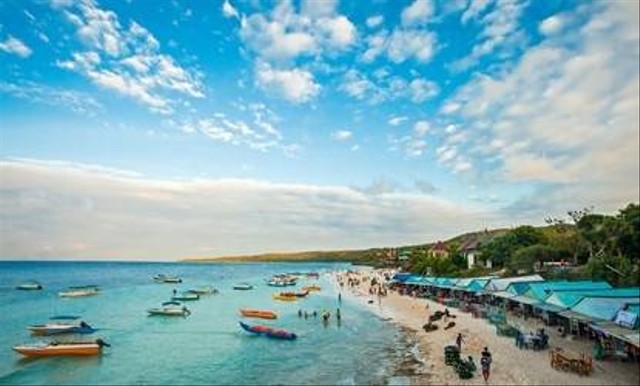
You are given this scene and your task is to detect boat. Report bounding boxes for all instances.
[187,286,218,295]
[267,280,288,287]
[58,285,99,298]
[239,321,296,340]
[147,301,191,316]
[172,292,200,301]
[302,285,321,292]
[153,274,182,283]
[279,290,309,298]
[240,309,278,320]
[307,272,320,278]
[233,283,253,290]
[28,317,96,336]
[272,293,298,301]
[16,281,43,290]
[13,339,110,357]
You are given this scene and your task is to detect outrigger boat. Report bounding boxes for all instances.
[58,285,99,298]
[13,339,110,357]
[16,281,43,290]
[172,292,200,301]
[239,309,278,320]
[147,301,191,316]
[239,322,296,340]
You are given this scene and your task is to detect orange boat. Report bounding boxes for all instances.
[240,309,278,320]
[302,285,321,292]
[13,339,110,357]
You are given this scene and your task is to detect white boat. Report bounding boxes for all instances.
[147,301,190,316]
[233,283,253,290]
[153,274,182,283]
[16,281,43,290]
[58,285,99,298]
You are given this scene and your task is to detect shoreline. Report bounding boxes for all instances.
[335,269,640,386]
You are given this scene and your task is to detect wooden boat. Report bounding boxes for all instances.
[16,281,43,290]
[279,290,309,298]
[233,283,253,290]
[239,322,296,340]
[13,339,110,357]
[240,309,278,320]
[302,285,321,292]
[267,280,288,287]
[172,293,200,301]
[59,285,99,298]
[147,301,191,316]
[272,293,298,301]
[153,274,182,283]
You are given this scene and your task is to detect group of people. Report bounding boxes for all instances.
[297,308,341,323]
[515,328,549,350]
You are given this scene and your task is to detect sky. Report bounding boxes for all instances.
[0,0,638,260]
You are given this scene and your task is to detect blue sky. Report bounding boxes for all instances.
[0,0,638,260]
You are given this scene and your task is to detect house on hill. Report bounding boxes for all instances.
[428,241,449,258]
[459,238,493,269]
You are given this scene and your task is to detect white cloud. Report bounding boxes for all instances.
[56,1,203,114]
[366,15,384,28]
[388,116,409,126]
[539,15,565,36]
[440,102,461,114]
[442,1,639,211]
[0,159,499,260]
[0,81,103,116]
[401,0,434,27]
[387,28,437,63]
[0,36,33,58]
[320,15,357,49]
[451,0,527,72]
[413,120,430,136]
[301,0,337,18]
[409,78,439,102]
[255,62,320,103]
[461,0,491,24]
[222,0,240,19]
[331,130,353,141]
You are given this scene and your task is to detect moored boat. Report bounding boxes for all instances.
[239,321,296,340]
[233,283,253,290]
[187,286,218,295]
[172,292,200,301]
[147,301,191,316]
[58,285,99,298]
[302,285,321,292]
[28,318,96,336]
[272,293,298,301]
[240,309,278,320]
[16,281,43,290]
[153,274,182,283]
[13,339,110,357]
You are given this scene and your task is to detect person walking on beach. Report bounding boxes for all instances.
[456,333,464,351]
[481,347,492,383]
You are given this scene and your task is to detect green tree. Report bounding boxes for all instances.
[510,244,559,273]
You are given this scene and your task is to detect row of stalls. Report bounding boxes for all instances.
[389,273,640,362]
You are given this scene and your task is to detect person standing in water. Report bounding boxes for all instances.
[338,293,342,304]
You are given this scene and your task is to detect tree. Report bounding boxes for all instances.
[510,244,559,273]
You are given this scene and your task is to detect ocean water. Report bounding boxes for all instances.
[0,261,405,385]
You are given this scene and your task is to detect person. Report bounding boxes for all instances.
[456,333,464,351]
[444,308,450,317]
[79,320,89,328]
[173,289,177,296]
[481,347,492,383]
[467,356,476,372]
[298,309,303,318]
[338,293,342,303]
[313,310,317,318]
[336,308,341,321]
[304,311,308,319]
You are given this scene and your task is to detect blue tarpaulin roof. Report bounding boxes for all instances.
[485,275,544,292]
[545,288,640,309]
[570,297,640,321]
[524,281,613,301]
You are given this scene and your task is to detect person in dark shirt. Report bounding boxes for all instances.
[481,347,492,383]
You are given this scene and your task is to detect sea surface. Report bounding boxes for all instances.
[0,261,410,385]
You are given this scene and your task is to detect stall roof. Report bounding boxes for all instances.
[545,288,640,309]
[591,321,640,348]
[485,275,544,292]
[571,297,640,321]
[510,295,541,306]
[524,281,613,301]
[533,303,567,313]
[491,291,515,299]
[558,310,598,323]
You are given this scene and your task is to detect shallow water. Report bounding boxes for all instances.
[0,261,402,385]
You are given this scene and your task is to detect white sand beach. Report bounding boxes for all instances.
[333,270,640,386]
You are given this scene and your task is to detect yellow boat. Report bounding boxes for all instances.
[272,293,298,301]
[302,285,321,292]
[240,309,278,319]
[13,339,110,357]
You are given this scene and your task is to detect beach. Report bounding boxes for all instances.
[335,269,640,386]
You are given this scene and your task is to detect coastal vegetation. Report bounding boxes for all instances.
[186,203,639,286]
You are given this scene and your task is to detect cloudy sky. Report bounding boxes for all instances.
[0,0,638,260]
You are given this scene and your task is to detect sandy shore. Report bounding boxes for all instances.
[333,270,640,385]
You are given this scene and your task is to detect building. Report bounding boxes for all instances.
[428,241,449,258]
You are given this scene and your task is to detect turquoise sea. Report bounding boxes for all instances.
[0,261,411,385]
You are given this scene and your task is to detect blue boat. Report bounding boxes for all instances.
[239,321,297,340]
[28,318,97,336]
